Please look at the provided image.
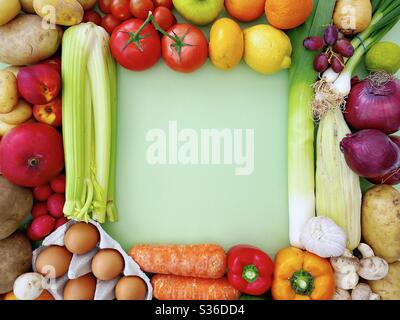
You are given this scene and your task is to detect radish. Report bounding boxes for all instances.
[31,202,49,218]
[27,215,55,241]
[47,193,65,218]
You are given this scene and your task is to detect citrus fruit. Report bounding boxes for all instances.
[3,292,17,300]
[365,41,400,74]
[209,18,244,70]
[225,0,266,22]
[244,24,292,74]
[265,0,313,30]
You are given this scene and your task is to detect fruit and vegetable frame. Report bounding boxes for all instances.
[0,0,399,304]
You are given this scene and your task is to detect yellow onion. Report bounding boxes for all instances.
[333,0,372,35]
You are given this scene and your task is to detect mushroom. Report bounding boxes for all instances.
[351,283,381,300]
[357,243,389,281]
[330,249,360,290]
[332,288,351,300]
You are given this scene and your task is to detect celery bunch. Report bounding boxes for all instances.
[62,23,118,223]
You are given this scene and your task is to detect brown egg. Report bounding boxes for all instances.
[35,246,72,278]
[64,222,100,255]
[63,273,97,300]
[115,276,147,300]
[91,249,124,281]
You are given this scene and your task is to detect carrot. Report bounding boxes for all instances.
[152,275,240,300]
[129,244,227,279]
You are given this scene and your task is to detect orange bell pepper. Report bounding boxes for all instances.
[272,247,336,300]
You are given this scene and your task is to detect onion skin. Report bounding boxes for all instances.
[345,78,400,134]
[340,129,400,178]
[368,136,400,185]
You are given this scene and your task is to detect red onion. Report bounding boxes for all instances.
[340,129,400,178]
[368,136,400,185]
[344,74,400,134]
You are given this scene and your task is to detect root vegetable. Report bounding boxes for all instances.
[368,262,400,300]
[20,0,36,13]
[0,70,18,114]
[0,176,33,240]
[0,100,32,125]
[333,0,372,35]
[33,0,84,26]
[330,249,360,290]
[0,0,21,26]
[357,243,389,281]
[76,0,96,10]
[0,120,17,137]
[0,232,32,294]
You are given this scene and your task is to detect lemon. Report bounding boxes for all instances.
[243,24,292,74]
[209,18,244,70]
[365,42,400,74]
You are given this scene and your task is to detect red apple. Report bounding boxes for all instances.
[33,97,62,128]
[50,173,66,193]
[55,217,69,229]
[0,123,65,187]
[27,215,55,241]
[43,55,62,75]
[17,64,61,105]
[47,193,65,218]
[33,184,53,201]
[31,202,49,218]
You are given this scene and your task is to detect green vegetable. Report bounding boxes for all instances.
[62,23,118,223]
[287,0,337,248]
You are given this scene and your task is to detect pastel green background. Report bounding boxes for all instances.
[1,15,398,256]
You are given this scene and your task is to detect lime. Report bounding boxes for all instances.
[365,42,400,74]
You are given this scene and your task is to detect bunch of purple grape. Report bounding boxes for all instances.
[303,25,355,73]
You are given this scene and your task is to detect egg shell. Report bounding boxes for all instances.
[35,246,72,278]
[63,273,96,300]
[91,249,124,281]
[115,276,147,300]
[64,222,100,255]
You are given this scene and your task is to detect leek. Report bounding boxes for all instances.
[62,23,118,223]
[287,0,337,248]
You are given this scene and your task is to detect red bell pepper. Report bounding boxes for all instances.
[227,245,274,296]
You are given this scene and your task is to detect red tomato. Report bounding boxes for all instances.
[153,0,173,9]
[162,24,208,73]
[153,6,176,32]
[111,0,132,20]
[83,10,102,25]
[129,0,154,19]
[110,19,161,71]
[101,14,121,34]
[99,0,112,13]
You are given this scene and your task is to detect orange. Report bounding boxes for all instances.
[265,0,314,30]
[225,0,266,22]
[36,290,55,300]
[3,292,17,300]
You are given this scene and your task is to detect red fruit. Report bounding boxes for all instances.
[55,217,69,229]
[130,0,154,19]
[17,64,61,105]
[50,174,66,193]
[33,97,62,128]
[153,0,173,9]
[101,14,121,34]
[99,0,112,13]
[42,56,62,75]
[112,0,132,20]
[0,123,65,187]
[27,215,55,241]
[83,10,102,25]
[33,184,53,201]
[31,202,49,218]
[153,6,176,32]
[47,193,65,218]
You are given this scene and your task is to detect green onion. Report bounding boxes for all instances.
[287,0,337,248]
[62,23,118,223]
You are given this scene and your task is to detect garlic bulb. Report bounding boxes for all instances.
[300,217,347,258]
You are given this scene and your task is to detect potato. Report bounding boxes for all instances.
[0,232,32,294]
[0,0,21,26]
[0,15,63,66]
[2,66,21,78]
[0,176,34,240]
[76,0,96,10]
[0,71,18,114]
[362,185,400,263]
[20,0,36,13]
[33,0,84,26]
[0,100,32,125]
[369,262,400,300]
